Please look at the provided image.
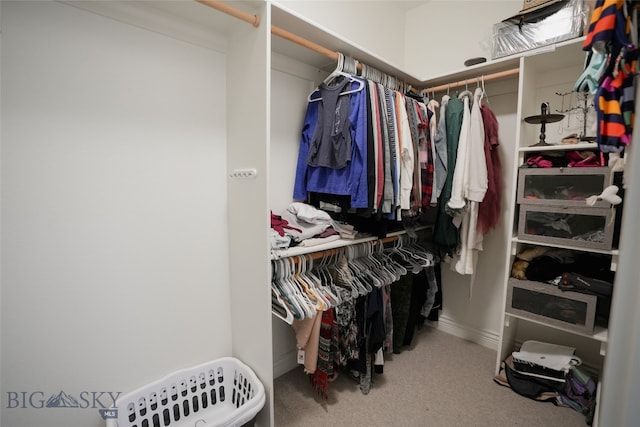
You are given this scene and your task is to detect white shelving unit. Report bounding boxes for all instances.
[494,36,620,427]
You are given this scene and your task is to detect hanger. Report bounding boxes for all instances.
[359,242,384,288]
[347,245,372,295]
[458,79,472,100]
[305,254,340,308]
[272,259,304,320]
[378,239,406,279]
[334,251,359,299]
[282,257,316,319]
[481,75,490,105]
[308,52,364,102]
[473,86,483,106]
[315,253,342,307]
[324,52,345,85]
[373,243,398,285]
[271,285,294,324]
[294,255,326,312]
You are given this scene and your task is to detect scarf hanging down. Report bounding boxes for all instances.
[311,309,338,400]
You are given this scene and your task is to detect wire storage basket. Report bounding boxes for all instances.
[106,357,265,427]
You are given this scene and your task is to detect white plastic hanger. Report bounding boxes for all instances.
[281,257,315,319]
[272,259,304,320]
[481,75,490,105]
[299,255,331,310]
[458,79,473,100]
[308,52,364,102]
[292,256,325,313]
[271,285,294,324]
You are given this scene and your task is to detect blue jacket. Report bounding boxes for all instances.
[293,78,369,208]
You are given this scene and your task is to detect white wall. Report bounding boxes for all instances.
[404,1,522,79]
[1,2,231,426]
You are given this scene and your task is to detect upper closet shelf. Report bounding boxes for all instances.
[270,2,424,87]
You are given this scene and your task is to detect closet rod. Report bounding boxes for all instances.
[195,0,360,69]
[289,234,404,262]
[196,0,260,27]
[423,68,520,94]
[271,25,349,68]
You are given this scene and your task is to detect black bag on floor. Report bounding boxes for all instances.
[500,355,563,402]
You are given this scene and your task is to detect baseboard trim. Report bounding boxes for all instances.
[273,348,299,378]
[274,316,501,378]
[426,315,500,351]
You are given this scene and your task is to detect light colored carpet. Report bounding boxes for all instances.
[274,327,588,426]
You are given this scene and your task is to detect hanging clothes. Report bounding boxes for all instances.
[433,94,464,255]
[418,102,435,212]
[404,96,424,215]
[446,91,472,213]
[293,77,369,208]
[396,91,415,213]
[384,88,400,219]
[426,99,440,206]
[477,103,503,235]
[581,0,638,152]
[433,96,449,201]
[450,88,488,278]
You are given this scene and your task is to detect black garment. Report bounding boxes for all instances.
[357,83,376,217]
[391,273,413,353]
[427,262,443,321]
[307,78,352,169]
[403,271,429,346]
[349,290,385,373]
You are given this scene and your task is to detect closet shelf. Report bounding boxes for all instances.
[270,226,431,260]
[519,142,598,153]
[512,237,619,257]
[506,312,608,344]
[271,3,423,87]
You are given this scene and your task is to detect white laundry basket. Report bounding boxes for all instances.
[106,357,265,427]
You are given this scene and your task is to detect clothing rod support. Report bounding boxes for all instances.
[196,0,260,27]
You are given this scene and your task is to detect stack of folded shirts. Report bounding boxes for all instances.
[331,221,357,240]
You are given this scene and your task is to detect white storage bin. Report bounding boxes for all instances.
[106,357,265,427]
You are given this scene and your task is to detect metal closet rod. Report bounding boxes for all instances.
[196,0,519,92]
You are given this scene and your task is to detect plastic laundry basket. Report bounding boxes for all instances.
[106,357,265,427]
